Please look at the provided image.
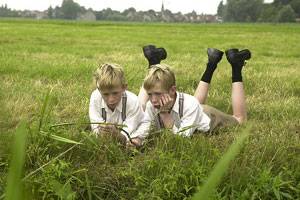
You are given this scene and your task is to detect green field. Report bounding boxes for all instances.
[0,19,299,199]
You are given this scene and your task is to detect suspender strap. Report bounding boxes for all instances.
[179,93,184,119]
[101,108,106,122]
[121,92,127,122]
[157,114,165,129]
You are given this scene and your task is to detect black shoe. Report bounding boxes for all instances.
[156,47,167,60]
[207,48,224,64]
[225,48,251,66]
[143,45,167,67]
[143,44,156,61]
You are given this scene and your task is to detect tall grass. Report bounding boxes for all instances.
[4,122,27,200]
[192,125,251,200]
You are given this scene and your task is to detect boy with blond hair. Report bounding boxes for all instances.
[89,63,144,144]
[132,45,251,145]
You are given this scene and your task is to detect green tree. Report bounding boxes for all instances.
[224,0,263,22]
[107,12,125,21]
[273,0,292,5]
[0,4,19,17]
[47,6,53,19]
[61,0,81,19]
[217,0,225,17]
[97,8,113,20]
[290,0,300,17]
[258,4,277,22]
[122,7,136,16]
[53,6,63,18]
[276,4,296,22]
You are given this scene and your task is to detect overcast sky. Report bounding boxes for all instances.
[0,0,274,15]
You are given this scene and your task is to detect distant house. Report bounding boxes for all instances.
[216,16,223,23]
[77,10,96,21]
[35,11,47,19]
[203,14,217,23]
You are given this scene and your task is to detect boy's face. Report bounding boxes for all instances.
[99,85,126,111]
[147,82,176,109]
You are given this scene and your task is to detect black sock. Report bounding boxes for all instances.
[232,63,243,82]
[200,62,218,83]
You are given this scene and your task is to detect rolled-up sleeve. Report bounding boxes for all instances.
[130,102,153,140]
[122,100,145,141]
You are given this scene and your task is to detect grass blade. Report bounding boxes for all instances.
[85,172,92,200]
[192,125,251,200]
[5,121,28,200]
[38,89,52,132]
[50,122,127,129]
[49,134,83,145]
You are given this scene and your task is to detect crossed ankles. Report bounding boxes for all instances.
[202,47,251,83]
[207,48,251,68]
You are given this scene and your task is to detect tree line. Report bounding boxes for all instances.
[0,0,216,23]
[1,0,300,22]
[218,0,300,22]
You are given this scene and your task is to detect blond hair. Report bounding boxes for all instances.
[143,64,176,91]
[94,63,127,90]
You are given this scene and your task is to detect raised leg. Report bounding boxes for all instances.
[225,48,251,123]
[231,82,247,123]
[194,48,224,104]
[138,86,148,111]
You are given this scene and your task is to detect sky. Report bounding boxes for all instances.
[0,0,274,15]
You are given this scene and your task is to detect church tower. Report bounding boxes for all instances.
[161,0,165,21]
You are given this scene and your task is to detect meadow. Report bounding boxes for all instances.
[0,19,299,199]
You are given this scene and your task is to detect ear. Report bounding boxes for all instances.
[96,80,100,89]
[123,84,128,91]
[169,85,176,96]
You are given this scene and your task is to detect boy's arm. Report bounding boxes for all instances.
[129,102,153,141]
[89,92,105,134]
[122,99,145,138]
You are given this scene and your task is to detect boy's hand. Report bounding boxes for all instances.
[132,137,143,147]
[127,137,142,147]
[159,94,174,113]
[99,125,127,144]
[99,125,120,136]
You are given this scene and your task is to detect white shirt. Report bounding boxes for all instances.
[89,89,144,141]
[132,92,211,139]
